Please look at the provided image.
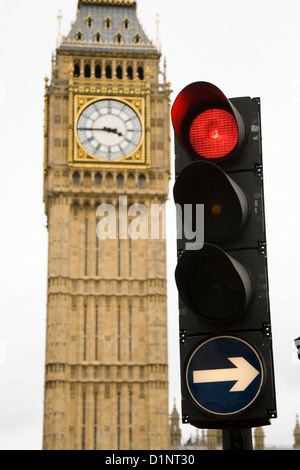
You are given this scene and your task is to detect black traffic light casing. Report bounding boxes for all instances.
[172,82,276,429]
[295,337,300,360]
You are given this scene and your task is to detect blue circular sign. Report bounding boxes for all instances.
[186,336,263,415]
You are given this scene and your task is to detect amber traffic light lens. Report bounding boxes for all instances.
[211,204,222,216]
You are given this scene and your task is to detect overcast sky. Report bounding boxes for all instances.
[0,0,300,450]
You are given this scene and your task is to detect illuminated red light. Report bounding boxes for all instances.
[209,128,219,139]
[189,109,239,159]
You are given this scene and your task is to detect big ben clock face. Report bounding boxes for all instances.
[76,99,143,160]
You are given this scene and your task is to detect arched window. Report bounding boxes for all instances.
[76,31,83,41]
[73,171,80,185]
[74,63,80,77]
[86,16,93,28]
[116,66,123,79]
[84,64,91,78]
[106,64,112,79]
[117,174,124,187]
[95,64,101,78]
[105,17,112,29]
[127,66,133,80]
[95,173,102,185]
[138,66,144,80]
[94,32,101,43]
[116,33,122,44]
[138,174,146,188]
[123,18,130,30]
[134,33,141,44]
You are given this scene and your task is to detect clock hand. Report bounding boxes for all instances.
[78,127,123,137]
[101,126,123,137]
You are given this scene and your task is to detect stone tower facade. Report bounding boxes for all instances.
[170,401,182,448]
[254,427,265,450]
[43,0,171,450]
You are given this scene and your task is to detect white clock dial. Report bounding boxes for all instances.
[77,99,142,160]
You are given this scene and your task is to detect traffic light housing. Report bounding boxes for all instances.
[172,82,276,429]
[295,337,300,360]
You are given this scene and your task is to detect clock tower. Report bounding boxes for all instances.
[43,0,171,450]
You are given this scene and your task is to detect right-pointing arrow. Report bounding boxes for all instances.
[193,357,260,392]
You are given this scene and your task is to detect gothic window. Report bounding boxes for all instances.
[76,30,83,41]
[134,33,141,44]
[95,64,101,78]
[95,173,102,185]
[127,66,133,80]
[138,66,144,80]
[105,64,112,79]
[94,32,101,43]
[105,17,112,29]
[86,16,93,28]
[123,18,130,30]
[138,174,146,187]
[117,174,124,187]
[116,33,123,44]
[84,64,91,78]
[116,65,123,79]
[73,171,80,184]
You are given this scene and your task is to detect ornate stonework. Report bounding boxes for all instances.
[43,0,171,450]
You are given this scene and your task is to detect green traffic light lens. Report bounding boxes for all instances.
[175,244,253,323]
[189,258,246,322]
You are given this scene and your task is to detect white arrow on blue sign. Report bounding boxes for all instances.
[186,336,264,415]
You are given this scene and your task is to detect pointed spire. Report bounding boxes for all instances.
[170,398,181,448]
[294,414,300,449]
[155,14,161,51]
[56,10,63,47]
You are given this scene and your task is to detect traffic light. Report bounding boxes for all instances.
[172,82,276,429]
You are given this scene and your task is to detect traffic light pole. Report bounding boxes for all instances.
[222,428,253,450]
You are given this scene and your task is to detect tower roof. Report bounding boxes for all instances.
[78,0,136,6]
[59,0,159,57]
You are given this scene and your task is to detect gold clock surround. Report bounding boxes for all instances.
[69,87,150,169]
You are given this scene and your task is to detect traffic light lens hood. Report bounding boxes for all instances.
[172,81,245,161]
[175,243,253,322]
